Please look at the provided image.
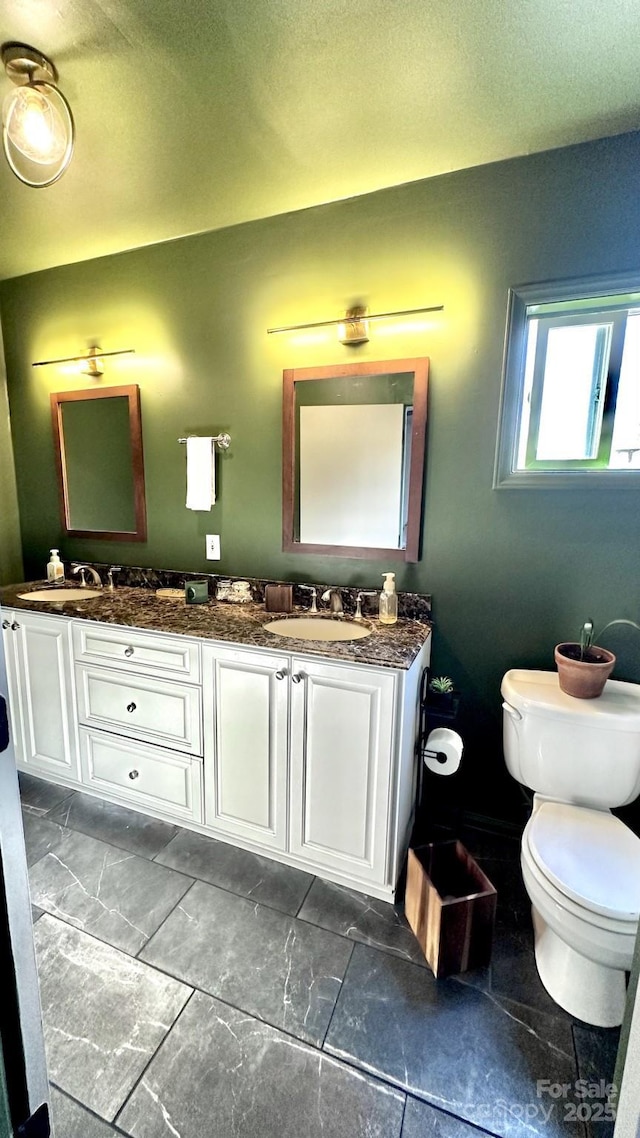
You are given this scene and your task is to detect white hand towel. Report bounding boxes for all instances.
[186,437,216,510]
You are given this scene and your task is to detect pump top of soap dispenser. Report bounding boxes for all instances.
[382,572,396,593]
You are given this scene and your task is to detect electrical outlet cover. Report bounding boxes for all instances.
[206,534,221,559]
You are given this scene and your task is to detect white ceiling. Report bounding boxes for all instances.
[1,0,640,281]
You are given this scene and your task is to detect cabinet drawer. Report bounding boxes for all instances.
[75,665,203,755]
[72,622,200,682]
[79,728,202,823]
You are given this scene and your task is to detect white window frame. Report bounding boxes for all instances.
[494,272,640,489]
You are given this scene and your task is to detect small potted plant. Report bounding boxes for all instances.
[426,675,461,717]
[555,620,615,699]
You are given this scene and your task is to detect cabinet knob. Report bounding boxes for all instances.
[11,622,19,631]
[128,769,139,780]
[124,646,134,657]
[127,702,137,713]
[1,620,10,630]
[275,669,287,680]
[292,672,304,684]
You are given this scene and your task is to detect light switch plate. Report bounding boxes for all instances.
[206,534,221,560]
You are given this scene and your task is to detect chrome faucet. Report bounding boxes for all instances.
[321,587,344,616]
[299,585,318,613]
[72,564,103,588]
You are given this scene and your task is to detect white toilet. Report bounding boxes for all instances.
[501,668,640,1027]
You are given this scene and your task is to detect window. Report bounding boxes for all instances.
[494,274,640,488]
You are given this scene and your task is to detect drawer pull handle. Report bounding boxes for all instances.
[1,620,9,630]
[127,702,137,713]
[11,622,19,631]
[292,672,304,684]
[275,669,287,680]
[124,646,134,657]
[128,769,139,780]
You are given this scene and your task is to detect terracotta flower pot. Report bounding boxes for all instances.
[554,643,616,699]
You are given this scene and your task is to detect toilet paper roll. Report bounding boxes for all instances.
[424,727,463,776]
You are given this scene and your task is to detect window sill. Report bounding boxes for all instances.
[493,468,640,490]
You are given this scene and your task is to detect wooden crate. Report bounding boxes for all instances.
[404,841,497,978]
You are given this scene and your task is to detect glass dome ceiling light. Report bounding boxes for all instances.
[1,42,74,187]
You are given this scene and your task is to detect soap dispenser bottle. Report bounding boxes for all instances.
[379,572,398,625]
[47,549,65,583]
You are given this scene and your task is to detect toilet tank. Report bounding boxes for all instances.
[501,670,640,808]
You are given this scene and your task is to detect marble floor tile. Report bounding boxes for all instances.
[155,827,313,914]
[140,878,352,1045]
[402,1097,494,1138]
[455,920,578,1022]
[50,1086,123,1137]
[573,1023,621,1138]
[47,791,179,859]
[117,988,405,1138]
[34,914,192,1121]
[32,904,43,923]
[325,943,580,1138]
[21,810,67,866]
[299,877,427,967]
[29,828,193,955]
[18,771,74,816]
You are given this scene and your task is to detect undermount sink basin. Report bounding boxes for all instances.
[17,588,102,602]
[264,617,372,642]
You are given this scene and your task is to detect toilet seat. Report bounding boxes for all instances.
[526,801,640,922]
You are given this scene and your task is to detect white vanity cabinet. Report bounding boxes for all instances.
[7,606,430,900]
[2,609,79,782]
[202,643,427,896]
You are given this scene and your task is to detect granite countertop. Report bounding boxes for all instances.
[1,582,431,671]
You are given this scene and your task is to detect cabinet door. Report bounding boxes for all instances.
[11,611,79,780]
[290,657,396,886]
[203,645,289,850]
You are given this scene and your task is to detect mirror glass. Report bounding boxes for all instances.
[283,359,428,561]
[51,385,147,541]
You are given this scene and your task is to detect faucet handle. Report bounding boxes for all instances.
[355,590,377,621]
[299,584,318,613]
[108,566,121,591]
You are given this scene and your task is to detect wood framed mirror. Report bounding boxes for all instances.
[283,358,428,561]
[51,384,147,542]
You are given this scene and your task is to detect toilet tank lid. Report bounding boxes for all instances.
[528,801,640,921]
[502,670,640,730]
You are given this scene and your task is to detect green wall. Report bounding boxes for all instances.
[3,132,640,824]
[0,321,23,588]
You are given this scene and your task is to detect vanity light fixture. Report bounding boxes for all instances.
[1,42,74,188]
[267,303,444,345]
[32,345,135,378]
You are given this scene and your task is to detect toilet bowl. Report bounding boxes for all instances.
[522,799,640,1025]
[501,669,640,1026]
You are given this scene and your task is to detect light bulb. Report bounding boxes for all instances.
[3,84,67,164]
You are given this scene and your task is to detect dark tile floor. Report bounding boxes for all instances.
[19,772,622,1138]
